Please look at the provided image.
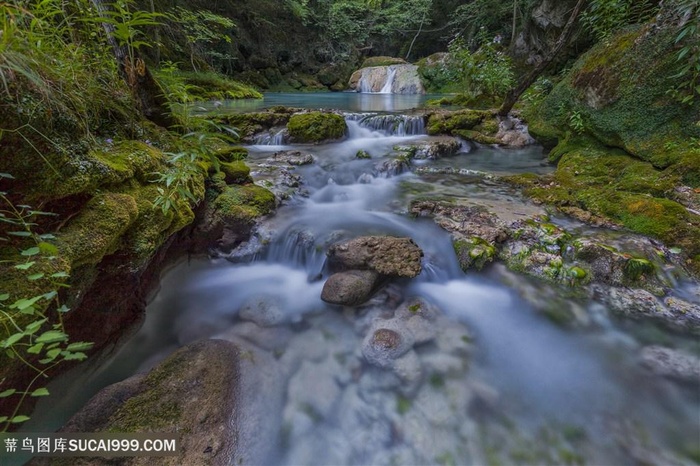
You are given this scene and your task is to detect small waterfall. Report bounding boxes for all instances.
[254,128,288,145]
[379,66,396,94]
[263,228,327,277]
[344,113,426,136]
[357,69,374,93]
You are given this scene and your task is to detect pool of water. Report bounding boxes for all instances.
[194,92,451,113]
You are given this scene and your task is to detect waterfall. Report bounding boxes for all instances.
[344,113,426,136]
[379,66,396,94]
[254,128,288,145]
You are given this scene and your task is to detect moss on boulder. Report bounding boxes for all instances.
[360,56,407,68]
[220,161,252,185]
[287,112,347,143]
[427,110,487,135]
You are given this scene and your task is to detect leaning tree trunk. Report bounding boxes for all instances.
[498,0,587,117]
[90,0,177,129]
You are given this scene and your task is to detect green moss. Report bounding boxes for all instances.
[453,237,497,271]
[360,57,406,68]
[220,161,252,185]
[453,129,500,145]
[287,112,347,143]
[159,70,262,100]
[57,193,139,267]
[623,257,655,281]
[212,184,276,224]
[216,146,248,162]
[217,110,293,141]
[396,395,412,415]
[356,150,371,159]
[429,373,445,389]
[408,303,421,313]
[427,110,487,135]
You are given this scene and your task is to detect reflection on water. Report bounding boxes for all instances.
[194,92,450,113]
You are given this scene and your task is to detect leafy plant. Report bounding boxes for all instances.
[568,110,585,134]
[167,7,236,71]
[667,0,700,105]
[0,175,93,431]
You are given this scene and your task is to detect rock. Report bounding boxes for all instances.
[410,201,509,244]
[321,269,382,306]
[356,149,371,159]
[349,64,425,94]
[287,111,347,143]
[40,340,240,466]
[375,158,411,177]
[394,137,462,160]
[495,117,535,147]
[220,161,252,184]
[327,236,423,278]
[269,150,315,165]
[239,295,286,326]
[663,297,700,333]
[362,327,413,367]
[640,345,700,383]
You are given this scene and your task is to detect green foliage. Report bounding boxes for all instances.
[0,188,92,431]
[667,0,700,105]
[432,35,515,101]
[581,0,659,42]
[167,7,236,71]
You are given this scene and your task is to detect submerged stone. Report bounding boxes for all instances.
[321,269,382,306]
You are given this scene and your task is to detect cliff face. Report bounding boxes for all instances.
[521,21,700,272]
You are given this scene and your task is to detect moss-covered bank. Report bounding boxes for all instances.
[517,24,700,273]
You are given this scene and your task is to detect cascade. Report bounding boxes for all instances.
[344,113,426,136]
[379,66,396,94]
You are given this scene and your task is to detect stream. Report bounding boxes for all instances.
[23,96,700,465]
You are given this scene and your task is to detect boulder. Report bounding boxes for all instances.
[327,236,423,278]
[349,64,425,94]
[32,340,240,466]
[321,269,382,306]
[269,150,315,166]
[640,346,700,383]
[287,112,347,143]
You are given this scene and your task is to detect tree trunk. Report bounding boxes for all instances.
[498,0,587,117]
[90,0,177,129]
[511,0,518,46]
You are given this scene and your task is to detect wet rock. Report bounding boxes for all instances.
[375,158,411,177]
[495,116,535,147]
[269,150,315,166]
[249,162,305,203]
[640,345,700,383]
[663,297,700,332]
[349,64,425,94]
[357,173,375,184]
[239,295,286,327]
[574,239,657,288]
[287,111,347,143]
[394,137,462,160]
[327,235,423,278]
[410,201,509,244]
[321,269,382,306]
[42,340,240,466]
[356,149,371,159]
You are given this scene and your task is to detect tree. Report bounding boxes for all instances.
[498,0,587,117]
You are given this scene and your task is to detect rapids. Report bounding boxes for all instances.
[23,103,700,466]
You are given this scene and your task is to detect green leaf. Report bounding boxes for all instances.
[21,247,40,256]
[27,343,44,354]
[14,261,35,270]
[7,231,32,237]
[50,272,69,278]
[66,342,94,352]
[0,416,7,423]
[27,273,45,281]
[36,330,68,344]
[10,415,30,423]
[43,291,57,300]
[0,173,15,179]
[25,318,48,334]
[0,389,17,398]
[3,333,24,348]
[57,304,70,313]
[30,388,49,397]
[0,293,9,301]
[11,295,42,310]
[62,351,87,361]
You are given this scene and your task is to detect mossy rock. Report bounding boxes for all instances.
[217,111,293,141]
[525,25,700,183]
[427,110,488,135]
[220,161,252,185]
[453,237,497,271]
[216,146,248,162]
[516,140,700,257]
[57,193,139,268]
[212,184,276,225]
[287,112,347,143]
[360,56,407,68]
[453,129,500,145]
[356,150,371,159]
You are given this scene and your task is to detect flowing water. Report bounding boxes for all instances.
[24,99,700,466]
